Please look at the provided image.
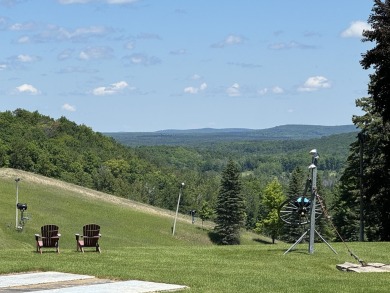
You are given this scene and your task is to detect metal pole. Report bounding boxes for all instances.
[172,183,184,236]
[358,132,365,241]
[308,149,318,254]
[15,178,20,229]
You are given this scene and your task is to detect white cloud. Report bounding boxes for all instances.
[225,35,242,45]
[125,41,135,50]
[0,64,7,70]
[9,22,35,31]
[268,41,315,50]
[15,84,40,94]
[258,88,268,95]
[226,83,241,97]
[184,82,207,94]
[272,86,284,94]
[92,81,129,96]
[341,21,371,38]
[17,36,30,43]
[258,86,284,95]
[298,76,331,92]
[122,53,161,66]
[184,86,198,94]
[62,103,76,112]
[58,49,74,60]
[32,25,111,43]
[212,34,244,48]
[191,74,201,80]
[79,46,113,60]
[7,54,39,65]
[17,54,35,62]
[169,49,187,55]
[62,26,108,39]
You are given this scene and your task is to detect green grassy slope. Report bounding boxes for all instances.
[0,168,265,251]
[1,168,390,292]
[0,112,388,292]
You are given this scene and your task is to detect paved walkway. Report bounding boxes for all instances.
[0,272,187,292]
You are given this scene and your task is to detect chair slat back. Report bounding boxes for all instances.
[41,224,59,247]
[83,224,100,247]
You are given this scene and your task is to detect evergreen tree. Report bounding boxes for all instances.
[280,167,306,242]
[214,160,245,245]
[361,0,390,123]
[287,166,305,198]
[336,0,390,240]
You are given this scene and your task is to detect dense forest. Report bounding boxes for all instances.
[0,109,358,240]
[105,124,357,146]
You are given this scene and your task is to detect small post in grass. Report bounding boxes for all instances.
[15,178,21,229]
[172,182,185,236]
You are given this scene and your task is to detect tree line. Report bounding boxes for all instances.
[1,1,388,243]
[0,108,352,242]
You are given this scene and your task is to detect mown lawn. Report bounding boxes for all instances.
[1,170,389,292]
[1,242,389,292]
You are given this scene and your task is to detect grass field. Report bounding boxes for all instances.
[0,169,389,292]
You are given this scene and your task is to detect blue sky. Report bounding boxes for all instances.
[0,0,374,132]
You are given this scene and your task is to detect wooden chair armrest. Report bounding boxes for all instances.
[83,235,101,239]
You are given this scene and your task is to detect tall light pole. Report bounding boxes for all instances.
[358,132,365,242]
[308,149,319,254]
[15,178,21,229]
[172,182,184,236]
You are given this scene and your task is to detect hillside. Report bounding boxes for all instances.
[105,124,358,146]
[0,168,269,251]
[0,169,195,250]
[0,109,358,235]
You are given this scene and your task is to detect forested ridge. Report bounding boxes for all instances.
[0,109,357,240]
[105,124,357,146]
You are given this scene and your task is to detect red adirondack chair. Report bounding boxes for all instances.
[75,224,101,253]
[35,224,61,254]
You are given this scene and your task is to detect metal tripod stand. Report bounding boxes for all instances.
[279,149,337,255]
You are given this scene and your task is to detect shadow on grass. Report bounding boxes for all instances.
[208,231,222,244]
[252,238,275,245]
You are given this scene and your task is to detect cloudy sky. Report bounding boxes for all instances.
[1,0,374,132]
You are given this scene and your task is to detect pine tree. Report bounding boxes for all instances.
[361,0,390,123]
[360,0,390,240]
[280,167,306,242]
[336,0,390,240]
[287,166,305,198]
[214,160,245,245]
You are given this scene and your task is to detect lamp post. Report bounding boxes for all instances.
[172,182,184,236]
[358,132,365,241]
[308,149,319,254]
[15,178,21,229]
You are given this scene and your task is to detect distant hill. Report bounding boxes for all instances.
[105,124,358,146]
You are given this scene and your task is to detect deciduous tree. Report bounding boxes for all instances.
[255,178,286,244]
